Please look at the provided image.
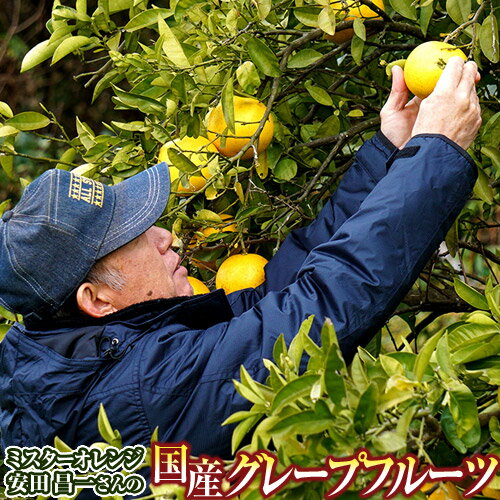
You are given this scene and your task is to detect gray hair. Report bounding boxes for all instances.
[85,258,125,291]
[51,258,125,319]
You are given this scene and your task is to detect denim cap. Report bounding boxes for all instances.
[0,163,170,320]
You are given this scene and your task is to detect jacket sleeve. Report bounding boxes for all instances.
[228,130,397,314]
[141,135,476,457]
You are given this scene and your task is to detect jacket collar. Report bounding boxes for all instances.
[23,290,234,359]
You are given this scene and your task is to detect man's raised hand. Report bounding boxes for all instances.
[411,57,482,150]
[380,65,422,149]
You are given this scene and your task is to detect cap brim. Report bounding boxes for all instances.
[97,162,170,258]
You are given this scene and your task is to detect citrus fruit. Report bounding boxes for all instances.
[403,41,467,99]
[482,486,500,499]
[215,253,269,294]
[200,213,238,239]
[207,96,274,160]
[187,276,210,295]
[421,482,461,500]
[189,214,238,271]
[158,136,218,195]
[324,0,384,44]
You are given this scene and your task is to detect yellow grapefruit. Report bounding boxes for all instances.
[187,276,210,295]
[420,482,462,500]
[207,96,274,160]
[215,253,268,294]
[158,136,218,195]
[324,0,384,44]
[482,486,500,500]
[403,41,467,99]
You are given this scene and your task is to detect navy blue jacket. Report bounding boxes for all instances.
[0,133,476,460]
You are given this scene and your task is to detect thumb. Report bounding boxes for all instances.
[384,65,409,111]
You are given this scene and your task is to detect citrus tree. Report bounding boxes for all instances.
[0,0,499,498]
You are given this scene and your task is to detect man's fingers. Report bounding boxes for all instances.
[406,95,422,110]
[458,60,479,96]
[384,65,408,111]
[433,56,464,94]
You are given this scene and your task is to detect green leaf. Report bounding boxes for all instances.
[271,374,320,413]
[473,165,494,203]
[221,77,235,134]
[414,329,444,381]
[54,436,73,453]
[236,61,261,95]
[159,15,190,68]
[447,380,480,445]
[482,146,500,172]
[486,278,500,321]
[274,158,297,181]
[352,18,366,41]
[55,148,77,170]
[372,431,406,453]
[76,0,87,14]
[419,2,434,36]
[167,149,198,174]
[385,59,406,78]
[0,324,10,343]
[445,219,458,258]
[6,112,50,131]
[288,316,314,371]
[436,333,456,381]
[240,365,270,404]
[482,112,500,148]
[0,102,13,119]
[112,85,165,115]
[452,334,500,364]
[246,38,280,78]
[453,278,489,310]
[92,70,123,102]
[347,109,364,118]
[21,40,57,72]
[234,379,267,406]
[0,305,17,322]
[480,15,500,64]
[231,414,261,454]
[52,36,94,64]
[304,82,333,106]
[324,342,347,408]
[294,7,320,27]
[0,125,19,138]
[354,382,378,434]
[52,5,91,22]
[223,410,262,426]
[317,114,340,137]
[270,411,332,435]
[287,49,323,69]
[489,417,500,445]
[317,7,336,36]
[0,199,11,217]
[124,8,172,31]
[388,0,417,20]
[440,406,467,453]
[446,0,471,25]
[395,406,417,443]
[350,35,364,65]
[253,0,271,20]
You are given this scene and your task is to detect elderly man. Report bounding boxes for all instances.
[0,59,481,460]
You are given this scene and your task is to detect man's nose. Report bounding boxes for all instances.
[150,226,173,254]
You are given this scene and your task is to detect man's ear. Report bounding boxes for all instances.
[76,282,118,318]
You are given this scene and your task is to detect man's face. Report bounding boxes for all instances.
[101,225,193,310]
